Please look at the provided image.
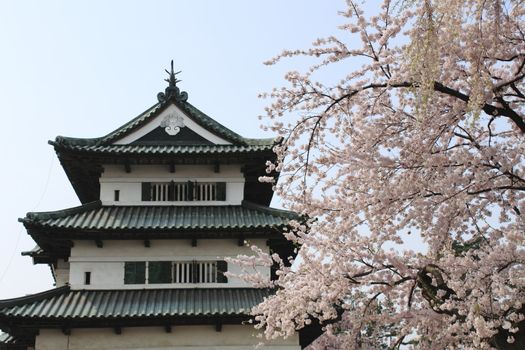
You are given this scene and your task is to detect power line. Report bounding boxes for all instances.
[0,153,55,285]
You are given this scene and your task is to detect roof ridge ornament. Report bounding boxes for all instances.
[157,60,188,104]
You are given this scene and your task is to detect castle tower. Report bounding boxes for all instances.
[0,63,305,350]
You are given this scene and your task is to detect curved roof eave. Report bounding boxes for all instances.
[51,100,275,148]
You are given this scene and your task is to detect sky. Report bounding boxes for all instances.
[0,1,348,298]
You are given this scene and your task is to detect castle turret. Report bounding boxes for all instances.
[0,63,301,350]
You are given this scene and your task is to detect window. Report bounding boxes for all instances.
[217,260,228,283]
[174,261,221,283]
[84,271,91,285]
[142,182,226,202]
[124,262,146,284]
[123,260,227,284]
[148,261,172,284]
[114,190,120,201]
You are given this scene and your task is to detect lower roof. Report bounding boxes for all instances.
[0,287,269,321]
[0,287,322,349]
[0,332,19,346]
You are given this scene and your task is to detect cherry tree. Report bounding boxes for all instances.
[238,0,525,348]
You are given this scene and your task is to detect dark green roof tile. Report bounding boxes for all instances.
[0,287,269,320]
[0,332,17,345]
[52,100,275,150]
[50,143,274,156]
[21,201,296,231]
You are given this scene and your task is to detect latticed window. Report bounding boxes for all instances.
[173,261,227,283]
[141,181,226,202]
[124,260,228,284]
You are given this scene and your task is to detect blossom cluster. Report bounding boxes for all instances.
[236,1,525,349]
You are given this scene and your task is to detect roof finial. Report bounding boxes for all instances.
[165,60,181,87]
[157,60,188,104]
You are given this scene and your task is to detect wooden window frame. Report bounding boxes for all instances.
[123,260,228,285]
[141,181,226,202]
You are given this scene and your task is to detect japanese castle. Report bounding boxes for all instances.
[0,63,318,350]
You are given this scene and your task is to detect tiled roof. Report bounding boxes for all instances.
[49,143,274,156]
[0,332,17,345]
[97,101,249,145]
[51,100,275,150]
[0,287,269,320]
[0,331,33,349]
[21,201,296,232]
[21,246,55,265]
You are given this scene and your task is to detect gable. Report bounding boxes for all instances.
[132,125,213,145]
[113,104,232,145]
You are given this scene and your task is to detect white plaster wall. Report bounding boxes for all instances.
[36,326,300,350]
[100,165,244,205]
[69,239,270,290]
[113,104,232,145]
[100,182,140,203]
[102,165,243,179]
[53,259,70,287]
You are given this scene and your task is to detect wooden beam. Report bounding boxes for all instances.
[237,237,245,247]
[62,327,71,335]
[191,238,197,247]
[169,163,176,173]
[215,321,222,332]
[165,324,172,333]
[124,162,131,173]
[95,240,103,248]
[144,240,151,248]
[214,163,220,173]
[114,326,122,335]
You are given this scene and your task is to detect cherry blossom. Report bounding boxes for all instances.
[238,1,525,348]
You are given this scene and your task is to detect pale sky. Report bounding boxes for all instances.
[0,1,347,298]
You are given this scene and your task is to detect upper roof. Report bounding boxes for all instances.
[50,62,276,153]
[51,142,274,156]
[51,103,276,151]
[50,62,279,204]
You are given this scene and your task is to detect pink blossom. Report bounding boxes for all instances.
[235,1,525,349]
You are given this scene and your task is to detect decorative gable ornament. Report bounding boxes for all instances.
[157,60,188,104]
[160,114,185,135]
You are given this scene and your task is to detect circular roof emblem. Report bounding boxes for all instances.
[160,114,185,136]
